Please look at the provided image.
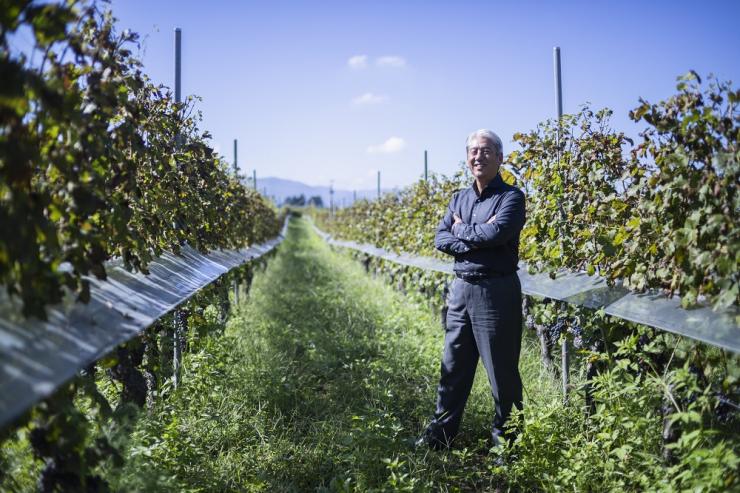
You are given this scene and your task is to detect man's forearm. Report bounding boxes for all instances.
[452,222,498,245]
[451,193,524,247]
[435,230,472,255]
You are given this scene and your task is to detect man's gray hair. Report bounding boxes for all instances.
[466,129,503,156]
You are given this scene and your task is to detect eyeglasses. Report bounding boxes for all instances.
[467,146,495,157]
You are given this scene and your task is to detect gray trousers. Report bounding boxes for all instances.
[432,273,523,445]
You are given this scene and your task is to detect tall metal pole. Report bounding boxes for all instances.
[173,27,183,390]
[554,46,569,403]
[554,47,563,120]
[377,171,381,199]
[424,150,428,182]
[253,169,257,190]
[329,181,334,216]
[233,139,238,176]
[232,137,240,305]
[175,28,182,104]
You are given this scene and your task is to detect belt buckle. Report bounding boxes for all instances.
[458,271,484,282]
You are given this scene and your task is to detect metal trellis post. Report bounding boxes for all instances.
[233,139,238,177]
[172,27,184,389]
[175,28,181,104]
[233,138,239,305]
[424,150,428,182]
[554,46,569,403]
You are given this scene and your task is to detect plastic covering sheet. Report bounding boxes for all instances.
[312,223,739,354]
[0,219,288,429]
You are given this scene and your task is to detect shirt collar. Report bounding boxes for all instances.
[471,173,504,197]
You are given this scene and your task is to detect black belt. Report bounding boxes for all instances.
[455,270,513,281]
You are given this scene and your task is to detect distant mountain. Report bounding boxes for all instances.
[249,176,396,208]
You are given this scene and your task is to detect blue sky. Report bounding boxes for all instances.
[108,0,740,190]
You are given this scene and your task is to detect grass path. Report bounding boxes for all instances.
[113,217,561,492]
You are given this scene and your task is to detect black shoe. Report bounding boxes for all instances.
[414,433,446,451]
[414,423,450,451]
[491,428,519,449]
[490,453,506,467]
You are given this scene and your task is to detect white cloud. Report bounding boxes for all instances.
[351,92,388,106]
[367,137,406,154]
[348,55,368,69]
[376,55,406,68]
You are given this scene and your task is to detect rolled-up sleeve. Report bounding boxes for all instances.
[452,190,525,247]
[435,198,472,256]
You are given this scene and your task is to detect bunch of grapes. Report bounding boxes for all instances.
[548,317,566,343]
[568,323,585,349]
[714,393,739,424]
[637,333,651,348]
[679,392,697,408]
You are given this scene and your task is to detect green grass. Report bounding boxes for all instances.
[108,216,562,492]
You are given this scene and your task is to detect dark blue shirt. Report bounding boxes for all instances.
[434,173,526,277]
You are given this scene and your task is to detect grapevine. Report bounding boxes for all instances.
[0,0,280,318]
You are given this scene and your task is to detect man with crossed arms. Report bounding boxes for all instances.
[417,129,526,450]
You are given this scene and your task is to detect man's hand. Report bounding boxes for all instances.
[452,213,463,236]
[454,213,495,225]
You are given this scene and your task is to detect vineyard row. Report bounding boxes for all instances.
[0,218,288,430]
[310,221,738,354]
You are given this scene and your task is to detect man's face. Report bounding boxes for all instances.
[466,136,502,183]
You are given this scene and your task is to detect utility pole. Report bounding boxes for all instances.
[377,171,381,199]
[253,169,257,190]
[553,46,568,404]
